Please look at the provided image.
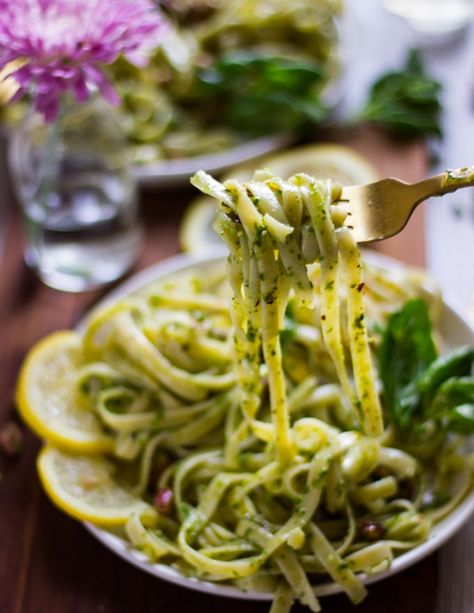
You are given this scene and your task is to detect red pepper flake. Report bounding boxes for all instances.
[154,487,174,515]
[0,422,23,458]
[357,283,365,292]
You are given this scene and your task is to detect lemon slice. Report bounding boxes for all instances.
[254,143,379,185]
[180,143,379,253]
[16,331,113,453]
[37,446,144,525]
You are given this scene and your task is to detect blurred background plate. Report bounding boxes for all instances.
[132,132,292,189]
[129,5,359,190]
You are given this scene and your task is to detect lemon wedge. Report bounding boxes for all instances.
[37,446,144,525]
[180,143,379,253]
[16,331,113,453]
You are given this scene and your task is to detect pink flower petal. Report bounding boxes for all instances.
[0,0,166,121]
[97,78,120,106]
[73,76,89,102]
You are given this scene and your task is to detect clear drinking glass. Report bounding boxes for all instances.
[9,96,143,292]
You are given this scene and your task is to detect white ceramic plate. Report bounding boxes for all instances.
[82,250,474,601]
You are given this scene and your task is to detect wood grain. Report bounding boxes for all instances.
[0,131,437,613]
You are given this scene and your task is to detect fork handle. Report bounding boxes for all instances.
[439,166,474,193]
[414,166,474,202]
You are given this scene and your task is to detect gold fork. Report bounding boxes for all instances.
[341,166,474,243]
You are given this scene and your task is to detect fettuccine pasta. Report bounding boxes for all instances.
[73,171,471,613]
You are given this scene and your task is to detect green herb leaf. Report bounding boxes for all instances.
[359,49,442,140]
[379,299,437,428]
[196,50,328,136]
[379,300,474,435]
[418,348,474,409]
[431,376,474,434]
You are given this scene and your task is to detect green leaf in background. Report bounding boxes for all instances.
[196,50,328,136]
[379,299,474,435]
[359,48,443,140]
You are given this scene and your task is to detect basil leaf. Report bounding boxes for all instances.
[379,299,437,428]
[359,48,442,140]
[196,50,328,136]
[418,348,474,409]
[447,404,474,434]
[379,299,474,436]
[431,377,474,433]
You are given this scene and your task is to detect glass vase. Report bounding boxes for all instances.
[9,96,143,292]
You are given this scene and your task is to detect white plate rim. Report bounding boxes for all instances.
[81,249,474,601]
[132,134,292,189]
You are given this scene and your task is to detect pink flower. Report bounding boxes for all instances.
[0,0,167,121]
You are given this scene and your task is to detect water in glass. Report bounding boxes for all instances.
[10,97,143,292]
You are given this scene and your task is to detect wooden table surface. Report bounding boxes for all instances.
[0,130,441,613]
